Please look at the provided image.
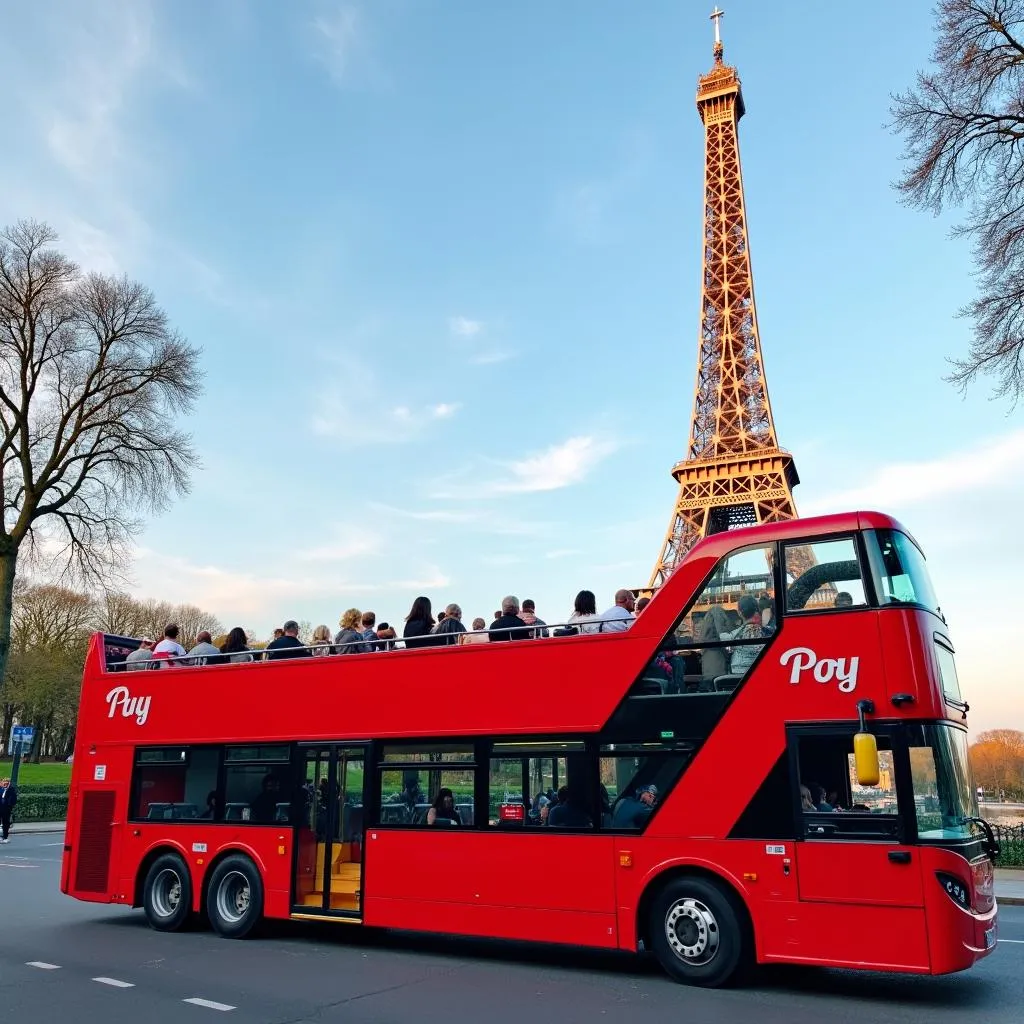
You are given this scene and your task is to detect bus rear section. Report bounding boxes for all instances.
[61,512,998,986]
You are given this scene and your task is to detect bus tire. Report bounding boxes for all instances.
[143,853,193,932]
[206,854,264,939]
[648,876,747,987]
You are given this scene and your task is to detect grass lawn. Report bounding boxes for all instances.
[0,760,72,785]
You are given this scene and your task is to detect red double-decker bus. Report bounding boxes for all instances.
[61,511,998,987]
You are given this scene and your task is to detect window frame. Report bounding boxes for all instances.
[786,724,911,844]
[372,739,483,830]
[781,531,875,616]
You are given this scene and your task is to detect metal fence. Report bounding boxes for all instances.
[994,823,1024,867]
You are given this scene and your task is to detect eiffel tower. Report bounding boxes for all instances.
[648,9,800,591]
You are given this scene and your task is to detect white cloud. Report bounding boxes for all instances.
[368,503,480,524]
[471,349,513,366]
[449,316,483,338]
[297,536,379,563]
[802,429,1024,515]
[433,435,619,499]
[311,4,361,84]
[310,358,460,443]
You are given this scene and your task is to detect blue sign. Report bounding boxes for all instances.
[12,725,34,743]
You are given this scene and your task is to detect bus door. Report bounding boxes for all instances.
[789,728,929,970]
[292,745,367,917]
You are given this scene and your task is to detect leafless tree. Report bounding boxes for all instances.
[0,220,200,695]
[891,1,1024,400]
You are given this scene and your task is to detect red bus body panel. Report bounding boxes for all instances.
[60,511,996,976]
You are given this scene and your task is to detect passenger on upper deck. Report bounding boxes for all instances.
[360,611,378,649]
[426,788,462,825]
[310,624,333,656]
[520,599,549,638]
[188,631,221,666]
[835,592,854,608]
[433,603,467,644]
[489,596,531,642]
[459,618,489,644]
[126,638,155,671]
[567,590,602,634]
[266,620,311,660]
[153,623,187,666]
[220,627,253,663]
[335,609,368,653]
[597,590,636,633]
[729,595,765,676]
[404,596,444,649]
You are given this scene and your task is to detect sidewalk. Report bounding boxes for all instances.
[15,820,65,835]
[996,868,1024,907]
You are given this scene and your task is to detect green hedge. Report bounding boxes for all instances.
[13,783,69,822]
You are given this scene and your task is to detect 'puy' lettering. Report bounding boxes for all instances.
[105,685,152,725]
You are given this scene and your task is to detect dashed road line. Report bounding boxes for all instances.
[183,997,236,1011]
[26,961,61,969]
[93,977,135,988]
[1001,938,1024,944]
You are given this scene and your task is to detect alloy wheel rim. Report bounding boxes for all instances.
[664,897,721,966]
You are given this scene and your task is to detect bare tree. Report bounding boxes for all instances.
[0,220,200,694]
[172,602,224,649]
[891,1,1024,400]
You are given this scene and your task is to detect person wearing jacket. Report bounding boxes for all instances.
[0,777,17,843]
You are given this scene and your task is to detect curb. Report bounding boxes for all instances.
[999,896,1024,907]
[14,823,66,835]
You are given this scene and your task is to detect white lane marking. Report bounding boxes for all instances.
[26,961,61,969]
[41,842,65,847]
[0,863,39,868]
[93,977,135,988]
[1000,938,1024,944]
[183,998,236,1011]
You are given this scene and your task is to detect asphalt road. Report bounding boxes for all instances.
[2,832,1023,1023]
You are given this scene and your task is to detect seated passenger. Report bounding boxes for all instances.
[250,774,281,822]
[596,589,636,632]
[809,783,833,812]
[334,608,369,653]
[489,595,532,642]
[404,596,445,649]
[612,784,657,828]
[433,603,468,645]
[800,784,815,812]
[547,785,591,827]
[696,606,730,688]
[220,626,254,663]
[187,630,221,666]
[834,591,854,608]
[729,595,765,675]
[459,617,490,645]
[566,590,602,634]
[426,788,462,825]
[266,620,311,660]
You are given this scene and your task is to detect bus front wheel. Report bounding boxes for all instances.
[206,854,264,939]
[143,853,193,932]
[648,876,747,987]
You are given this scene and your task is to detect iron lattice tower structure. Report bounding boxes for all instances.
[648,15,800,590]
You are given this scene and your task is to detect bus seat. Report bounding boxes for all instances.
[713,675,741,692]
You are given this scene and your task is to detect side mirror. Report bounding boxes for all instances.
[853,731,880,787]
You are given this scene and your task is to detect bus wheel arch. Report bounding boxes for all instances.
[637,867,754,987]
[140,850,193,932]
[203,851,265,939]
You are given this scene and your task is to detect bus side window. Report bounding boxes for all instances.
[792,731,901,840]
[784,536,867,613]
[644,543,777,697]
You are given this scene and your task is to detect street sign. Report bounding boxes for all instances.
[12,725,34,744]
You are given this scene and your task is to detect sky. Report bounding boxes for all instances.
[0,2,1021,734]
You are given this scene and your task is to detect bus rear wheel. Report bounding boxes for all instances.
[648,876,747,987]
[206,854,264,939]
[143,853,192,932]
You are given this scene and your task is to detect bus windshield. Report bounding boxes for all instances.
[867,529,940,615]
[908,723,981,841]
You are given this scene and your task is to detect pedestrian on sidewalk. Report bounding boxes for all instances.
[0,776,16,843]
